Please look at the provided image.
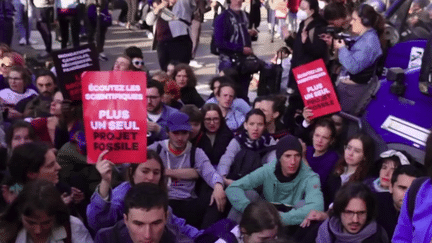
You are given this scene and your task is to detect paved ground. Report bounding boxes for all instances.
[10,8,286,99]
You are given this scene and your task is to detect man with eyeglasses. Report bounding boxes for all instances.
[146,79,178,145]
[316,182,389,242]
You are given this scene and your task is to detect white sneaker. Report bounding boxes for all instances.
[99,53,108,61]
[189,60,203,68]
[28,39,38,45]
[19,38,26,45]
[147,31,154,39]
[118,22,126,27]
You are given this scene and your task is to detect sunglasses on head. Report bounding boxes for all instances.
[133,60,144,66]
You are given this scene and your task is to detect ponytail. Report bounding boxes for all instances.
[357,4,386,47]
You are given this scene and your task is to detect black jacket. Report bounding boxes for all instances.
[291,13,328,69]
[180,86,205,108]
[192,125,234,166]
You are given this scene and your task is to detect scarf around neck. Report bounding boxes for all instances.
[317,217,378,243]
[235,129,274,151]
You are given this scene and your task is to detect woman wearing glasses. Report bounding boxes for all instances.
[0,66,37,119]
[323,133,375,209]
[200,103,233,167]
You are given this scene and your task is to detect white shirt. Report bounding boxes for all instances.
[0,88,37,106]
[15,216,94,243]
[215,225,243,243]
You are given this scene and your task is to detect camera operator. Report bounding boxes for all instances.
[320,2,350,82]
[333,3,384,115]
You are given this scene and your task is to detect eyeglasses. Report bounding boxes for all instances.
[204,117,220,123]
[1,63,13,68]
[133,60,144,66]
[342,210,367,218]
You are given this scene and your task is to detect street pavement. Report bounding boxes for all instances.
[10,9,286,99]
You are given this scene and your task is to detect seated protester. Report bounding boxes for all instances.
[212,82,248,131]
[195,200,283,243]
[305,118,339,188]
[218,109,276,186]
[147,79,178,145]
[392,132,432,243]
[364,149,411,193]
[0,180,93,243]
[376,165,424,239]
[181,104,211,153]
[253,95,289,141]
[112,55,134,71]
[21,69,58,118]
[0,51,25,90]
[201,103,234,167]
[151,71,184,110]
[147,111,226,228]
[5,120,36,150]
[334,4,384,114]
[163,80,183,110]
[94,183,176,243]
[316,182,389,243]
[3,120,37,171]
[87,150,201,240]
[226,135,324,226]
[0,66,38,120]
[206,76,251,116]
[172,64,204,108]
[323,133,375,209]
[31,90,63,147]
[302,108,347,154]
[7,142,86,216]
[53,99,85,150]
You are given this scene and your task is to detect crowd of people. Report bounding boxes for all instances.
[1,0,432,242]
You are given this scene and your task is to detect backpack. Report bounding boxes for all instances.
[226,141,275,180]
[194,219,239,243]
[156,143,196,168]
[407,176,429,221]
[211,10,248,56]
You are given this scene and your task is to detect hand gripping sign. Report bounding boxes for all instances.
[292,59,341,120]
[82,71,147,164]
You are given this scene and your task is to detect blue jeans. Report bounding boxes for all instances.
[13,0,33,41]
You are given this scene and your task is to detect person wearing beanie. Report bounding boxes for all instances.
[148,111,227,228]
[226,134,324,227]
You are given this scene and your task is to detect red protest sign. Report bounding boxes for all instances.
[292,59,341,119]
[82,71,147,164]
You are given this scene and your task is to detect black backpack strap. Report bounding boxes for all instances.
[191,146,196,168]
[156,143,162,154]
[407,177,429,221]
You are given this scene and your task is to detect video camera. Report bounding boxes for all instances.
[325,26,356,48]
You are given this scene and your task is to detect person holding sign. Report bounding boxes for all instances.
[86,149,202,241]
[333,4,384,114]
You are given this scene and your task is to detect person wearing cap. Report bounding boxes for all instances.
[225,134,324,226]
[147,111,226,228]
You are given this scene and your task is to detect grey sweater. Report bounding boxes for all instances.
[148,140,224,200]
